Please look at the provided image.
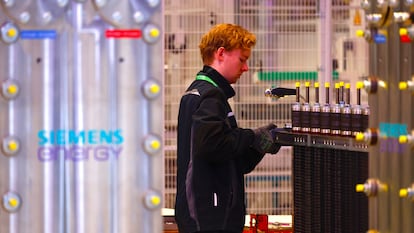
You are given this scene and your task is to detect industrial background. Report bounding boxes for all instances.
[1,0,414,233]
[164,0,370,228]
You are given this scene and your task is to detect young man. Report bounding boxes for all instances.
[175,23,280,233]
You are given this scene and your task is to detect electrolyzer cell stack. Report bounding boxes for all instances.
[293,147,368,233]
[271,80,371,233]
[0,1,164,233]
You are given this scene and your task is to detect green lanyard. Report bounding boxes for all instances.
[196,75,218,87]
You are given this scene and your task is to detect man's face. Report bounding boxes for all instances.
[220,48,251,84]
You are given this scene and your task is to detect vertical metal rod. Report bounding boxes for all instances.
[7,38,17,233]
[302,82,311,132]
[296,82,300,103]
[336,83,340,104]
[325,82,330,104]
[59,31,69,233]
[42,39,55,233]
[346,83,351,105]
[293,82,302,132]
[72,3,85,233]
[134,38,151,233]
[107,30,119,233]
[315,82,319,103]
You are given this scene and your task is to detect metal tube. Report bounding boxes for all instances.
[296,82,300,103]
[107,28,119,233]
[346,83,350,105]
[42,38,57,233]
[305,82,310,103]
[315,82,319,104]
[72,3,85,233]
[337,83,340,104]
[325,82,330,104]
[7,37,17,233]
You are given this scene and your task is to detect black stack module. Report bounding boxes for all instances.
[293,146,368,233]
[286,81,369,233]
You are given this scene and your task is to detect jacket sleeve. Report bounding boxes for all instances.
[191,88,257,163]
[236,147,266,174]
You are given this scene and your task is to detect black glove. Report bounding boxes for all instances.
[252,123,281,154]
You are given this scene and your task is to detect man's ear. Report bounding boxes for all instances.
[216,47,225,60]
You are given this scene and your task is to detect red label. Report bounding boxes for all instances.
[400,35,411,43]
[105,29,142,39]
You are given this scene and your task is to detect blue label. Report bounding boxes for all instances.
[20,30,57,40]
[38,129,124,146]
[374,34,386,44]
[379,122,407,138]
[379,122,408,154]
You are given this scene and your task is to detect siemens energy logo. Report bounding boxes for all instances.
[37,129,124,162]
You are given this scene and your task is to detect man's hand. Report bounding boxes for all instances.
[252,123,281,154]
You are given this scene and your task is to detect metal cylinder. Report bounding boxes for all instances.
[292,102,302,132]
[301,103,311,133]
[362,105,370,133]
[320,104,331,134]
[341,104,352,136]
[351,105,363,136]
[310,103,321,134]
[330,104,342,136]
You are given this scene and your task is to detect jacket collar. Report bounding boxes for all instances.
[197,66,235,99]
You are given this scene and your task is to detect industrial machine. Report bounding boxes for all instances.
[264,1,414,232]
[266,81,369,233]
[357,1,414,232]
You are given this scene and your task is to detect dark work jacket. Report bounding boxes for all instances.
[175,66,265,233]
